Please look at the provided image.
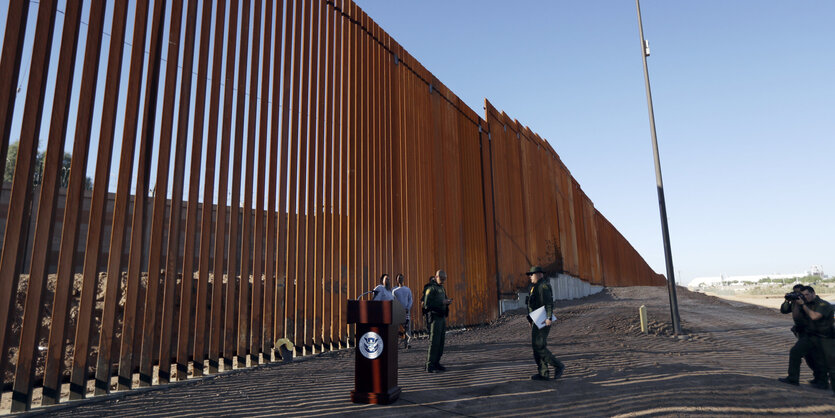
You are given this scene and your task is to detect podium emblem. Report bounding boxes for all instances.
[358,331,383,359]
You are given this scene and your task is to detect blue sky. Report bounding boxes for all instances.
[2,1,833,284]
[353,0,835,283]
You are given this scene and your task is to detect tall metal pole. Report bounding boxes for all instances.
[635,0,682,335]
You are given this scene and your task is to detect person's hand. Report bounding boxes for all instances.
[443,298,452,305]
[545,319,552,327]
[797,297,805,306]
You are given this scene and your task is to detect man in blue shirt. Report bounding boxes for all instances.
[393,274,413,348]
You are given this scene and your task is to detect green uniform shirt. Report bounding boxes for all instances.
[806,296,835,337]
[423,282,448,317]
[781,300,809,329]
[527,279,554,318]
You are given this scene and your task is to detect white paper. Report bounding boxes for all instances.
[528,306,557,329]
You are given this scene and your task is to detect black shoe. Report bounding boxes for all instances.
[778,377,799,386]
[531,374,549,381]
[426,366,438,373]
[809,380,829,390]
[434,363,447,371]
[552,363,565,380]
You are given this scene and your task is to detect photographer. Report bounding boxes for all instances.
[790,286,835,394]
[778,285,827,389]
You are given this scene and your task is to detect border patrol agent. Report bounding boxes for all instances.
[796,286,835,394]
[526,266,565,381]
[779,284,827,388]
[424,269,451,373]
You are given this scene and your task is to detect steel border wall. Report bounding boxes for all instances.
[0,0,665,411]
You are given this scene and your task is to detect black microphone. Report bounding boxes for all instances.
[356,290,375,301]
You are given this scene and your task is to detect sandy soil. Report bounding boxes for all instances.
[10,286,835,417]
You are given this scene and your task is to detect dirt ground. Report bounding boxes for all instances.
[9,286,835,417]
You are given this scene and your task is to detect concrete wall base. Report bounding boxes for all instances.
[499,274,604,314]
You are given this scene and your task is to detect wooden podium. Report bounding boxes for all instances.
[346,299,405,404]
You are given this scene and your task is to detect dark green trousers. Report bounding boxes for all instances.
[531,324,563,377]
[809,335,835,393]
[787,333,826,382]
[426,315,446,368]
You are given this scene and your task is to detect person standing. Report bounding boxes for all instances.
[421,275,435,326]
[372,273,393,301]
[526,266,565,381]
[424,269,451,373]
[393,274,413,348]
[795,286,835,394]
[778,284,827,389]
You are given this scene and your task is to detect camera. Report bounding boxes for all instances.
[785,292,803,301]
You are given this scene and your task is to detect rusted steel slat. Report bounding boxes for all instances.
[356,6,367,299]
[42,0,116,405]
[402,49,417,324]
[478,106,499,319]
[134,0,185,388]
[323,0,336,348]
[417,58,428,328]
[303,0,320,353]
[424,66,436,327]
[425,70,438,300]
[517,130,534,266]
[313,0,329,352]
[69,0,148,398]
[457,110,470,324]
[159,0,198,383]
[10,0,83,410]
[431,77,445,272]
[295,0,313,354]
[417,57,429,326]
[496,116,514,290]
[263,0,285,358]
[513,123,529,281]
[335,0,347,346]
[237,0,260,366]
[0,0,30,184]
[383,31,394,276]
[367,17,378,284]
[212,0,239,373]
[405,63,416,324]
[348,0,359,342]
[226,0,251,368]
[0,0,57,388]
[566,174,579,275]
[201,0,228,376]
[284,0,304,350]
[185,0,217,379]
[372,16,382,284]
[113,0,165,392]
[304,0,320,351]
[382,27,391,276]
[275,0,296,344]
[252,0,275,364]
[389,35,402,282]
[407,64,418,327]
[374,22,384,278]
[361,10,371,297]
[435,89,449,287]
[448,96,463,323]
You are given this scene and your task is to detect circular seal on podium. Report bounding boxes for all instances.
[358,331,383,359]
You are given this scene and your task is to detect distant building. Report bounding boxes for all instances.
[688,266,828,289]
[809,265,824,277]
[688,272,807,289]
